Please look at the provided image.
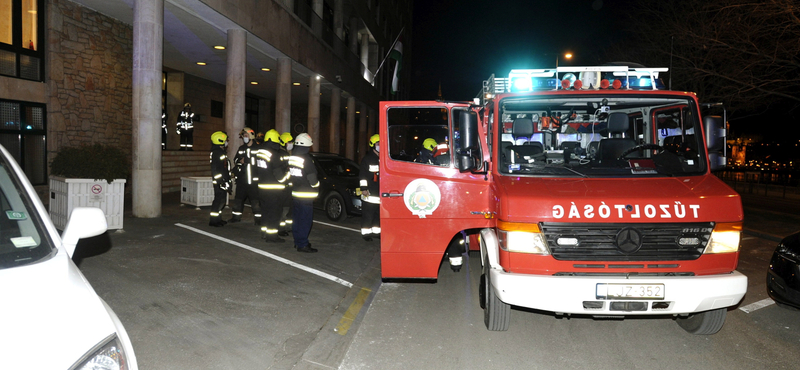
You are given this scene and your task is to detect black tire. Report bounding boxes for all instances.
[324,192,346,221]
[676,308,727,335]
[482,259,510,331]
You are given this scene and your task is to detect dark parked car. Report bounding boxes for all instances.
[310,153,362,221]
[767,232,800,310]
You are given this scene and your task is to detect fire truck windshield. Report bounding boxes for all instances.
[495,95,707,178]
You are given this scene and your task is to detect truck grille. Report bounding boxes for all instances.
[541,222,714,261]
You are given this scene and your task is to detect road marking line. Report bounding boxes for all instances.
[334,287,372,335]
[175,223,353,288]
[739,298,775,313]
[312,220,360,233]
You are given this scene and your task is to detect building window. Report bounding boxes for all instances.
[0,99,46,184]
[245,96,259,132]
[0,0,44,81]
[210,100,224,118]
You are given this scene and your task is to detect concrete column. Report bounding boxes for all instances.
[345,96,356,160]
[225,28,246,161]
[312,0,323,37]
[360,33,370,81]
[165,72,184,150]
[329,87,341,154]
[334,0,343,40]
[275,58,292,133]
[358,102,368,161]
[132,0,163,218]
[349,18,359,54]
[308,75,321,147]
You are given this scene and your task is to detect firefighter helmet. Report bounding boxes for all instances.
[184,102,191,108]
[294,133,313,147]
[265,129,281,143]
[280,132,293,146]
[240,127,255,140]
[423,138,437,151]
[369,134,380,147]
[211,131,227,145]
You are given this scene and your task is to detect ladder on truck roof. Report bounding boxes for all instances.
[477,65,669,104]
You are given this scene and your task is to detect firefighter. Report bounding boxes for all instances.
[229,127,262,225]
[161,111,167,150]
[278,132,294,236]
[209,131,231,227]
[359,134,381,241]
[255,129,290,242]
[177,103,194,150]
[415,138,438,164]
[288,133,319,253]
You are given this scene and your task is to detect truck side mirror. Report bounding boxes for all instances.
[457,110,479,172]
[703,115,726,171]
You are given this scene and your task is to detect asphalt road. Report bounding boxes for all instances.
[76,192,800,370]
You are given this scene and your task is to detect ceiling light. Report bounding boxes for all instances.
[261,68,271,72]
[250,81,258,85]
[292,82,301,86]
[214,45,225,50]
[196,62,206,66]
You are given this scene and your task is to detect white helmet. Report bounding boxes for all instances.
[294,133,313,147]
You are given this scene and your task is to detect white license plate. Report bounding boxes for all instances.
[596,283,665,300]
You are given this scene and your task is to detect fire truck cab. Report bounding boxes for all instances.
[378,65,746,334]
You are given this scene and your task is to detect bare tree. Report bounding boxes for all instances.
[608,0,800,115]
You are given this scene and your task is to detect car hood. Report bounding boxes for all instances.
[496,175,743,223]
[0,250,117,369]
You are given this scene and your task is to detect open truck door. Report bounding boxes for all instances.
[379,101,494,279]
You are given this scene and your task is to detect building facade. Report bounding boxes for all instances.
[0,0,411,216]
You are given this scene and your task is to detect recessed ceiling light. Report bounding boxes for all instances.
[196,62,206,66]
[250,81,258,85]
[292,82,301,86]
[214,45,225,50]
[261,68,271,72]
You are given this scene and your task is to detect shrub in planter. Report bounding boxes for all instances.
[50,144,131,182]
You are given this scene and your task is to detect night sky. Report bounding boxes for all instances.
[409,0,627,101]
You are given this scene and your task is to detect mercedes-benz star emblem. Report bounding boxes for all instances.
[615,227,643,254]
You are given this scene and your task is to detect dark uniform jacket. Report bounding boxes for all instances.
[233,143,257,185]
[210,145,231,191]
[287,146,319,198]
[255,141,289,190]
[359,150,380,204]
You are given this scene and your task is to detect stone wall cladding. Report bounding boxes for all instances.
[47,0,133,167]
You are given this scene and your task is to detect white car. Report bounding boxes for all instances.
[0,144,137,370]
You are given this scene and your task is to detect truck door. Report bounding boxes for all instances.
[379,101,493,279]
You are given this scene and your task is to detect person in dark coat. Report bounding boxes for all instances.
[288,133,319,253]
[209,131,231,227]
[359,134,381,241]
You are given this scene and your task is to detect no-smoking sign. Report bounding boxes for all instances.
[91,184,103,194]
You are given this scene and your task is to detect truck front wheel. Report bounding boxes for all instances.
[481,262,510,331]
[676,308,727,335]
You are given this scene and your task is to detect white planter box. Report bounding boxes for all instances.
[49,176,126,230]
[181,177,215,209]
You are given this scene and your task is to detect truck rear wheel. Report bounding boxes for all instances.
[676,308,727,335]
[482,262,510,331]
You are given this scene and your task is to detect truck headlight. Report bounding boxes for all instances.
[498,220,550,255]
[704,222,741,254]
[73,335,130,370]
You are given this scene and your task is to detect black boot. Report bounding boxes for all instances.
[296,244,318,253]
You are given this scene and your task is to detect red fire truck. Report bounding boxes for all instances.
[378,65,747,334]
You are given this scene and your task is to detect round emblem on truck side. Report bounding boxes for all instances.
[403,178,441,218]
[615,227,643,254]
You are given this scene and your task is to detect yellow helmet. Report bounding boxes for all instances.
[369,134,380,147]
[240,127,255,140]
[280,132,293,146]
[211,131,228,145]
[265,129,281,143]
[423,138,437,151]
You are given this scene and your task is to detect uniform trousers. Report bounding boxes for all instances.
[292,198,314,248]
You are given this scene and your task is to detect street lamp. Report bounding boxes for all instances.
[556,52,573,67]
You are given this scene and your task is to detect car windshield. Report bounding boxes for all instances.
[495,94,707,178]
[0,152,53,269]
[316,157,359,177]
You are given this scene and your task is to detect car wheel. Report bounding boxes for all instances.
[324,192,346,221]
[676,308,727,335]
[482,257,510,331]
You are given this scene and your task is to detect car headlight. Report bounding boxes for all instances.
[72,335,130,370]
[704,222,741,254]
[497,220,549,255]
